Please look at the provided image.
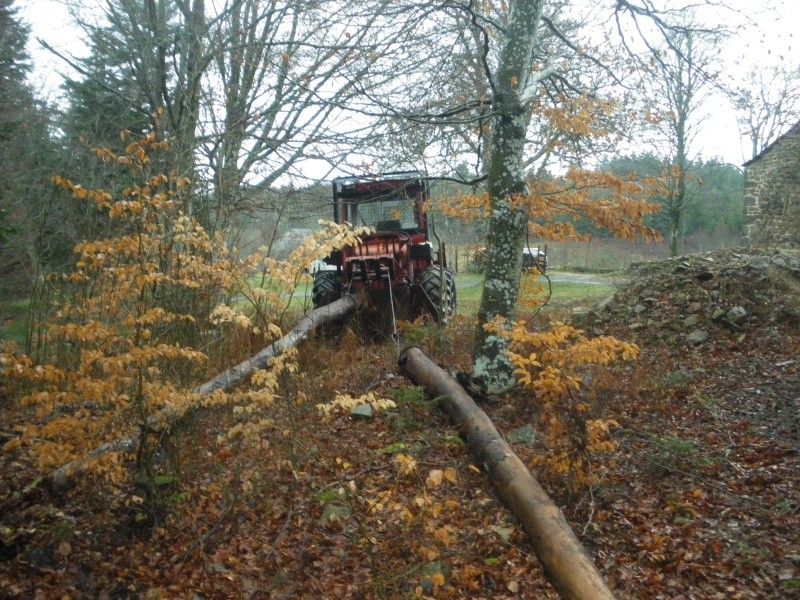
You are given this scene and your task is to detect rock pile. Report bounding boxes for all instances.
[583,249,800,346]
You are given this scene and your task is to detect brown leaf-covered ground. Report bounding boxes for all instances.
[1,249,799,598]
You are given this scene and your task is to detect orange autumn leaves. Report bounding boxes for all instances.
[439,167,662,244]
[489,318,639,491]
[1,127,366,500]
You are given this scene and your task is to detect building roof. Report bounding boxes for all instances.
[743,120,800,168]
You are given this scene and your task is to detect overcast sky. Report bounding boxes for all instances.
[19,0,798,169]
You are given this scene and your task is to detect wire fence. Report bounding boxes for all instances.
[448,231,746,274]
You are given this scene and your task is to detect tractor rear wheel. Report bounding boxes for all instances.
[420,266,457,321]
[313,271,341,308]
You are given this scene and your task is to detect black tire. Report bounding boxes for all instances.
[419,266,457,321]
[312,271,341,308]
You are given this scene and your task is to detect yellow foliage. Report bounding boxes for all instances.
[4,125,361,512]
[426,469,444,489]
[436,94,662,244]
[492,319,638,491]
[395,453,418,476]
[315,392,397,420]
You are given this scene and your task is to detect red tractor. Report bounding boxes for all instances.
[312,172,456,321]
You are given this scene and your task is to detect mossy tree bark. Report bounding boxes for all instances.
[472,0,545,393]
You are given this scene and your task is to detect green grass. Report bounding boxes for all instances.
[454,272,616,317]
[539,278,615,311]
[1,271,614,347]
[0,299,29,345]
[454,273,484,315]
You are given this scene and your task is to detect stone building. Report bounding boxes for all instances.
[743,121,800,247]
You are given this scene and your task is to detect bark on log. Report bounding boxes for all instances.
[194,294,359,396]
[399,346,615,600]
[50,295,359,490]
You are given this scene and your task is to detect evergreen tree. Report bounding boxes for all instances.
[0,0,32,246]
[0,0,60,299]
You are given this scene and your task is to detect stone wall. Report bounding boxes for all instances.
[743,122,800,247]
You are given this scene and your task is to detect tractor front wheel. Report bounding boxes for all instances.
[312,271,341,308]
[420,266,457,321]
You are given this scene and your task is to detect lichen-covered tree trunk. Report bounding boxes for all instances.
[472,0,544,393]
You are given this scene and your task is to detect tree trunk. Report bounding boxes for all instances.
[50,295,359,490]
[472,0,545,393]
[399,346,615,600]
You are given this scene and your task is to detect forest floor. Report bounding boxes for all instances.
[1,249,799,599]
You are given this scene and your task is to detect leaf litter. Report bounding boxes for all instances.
[1,249,799,598]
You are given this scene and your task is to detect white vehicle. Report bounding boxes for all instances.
[522,246,547,272]
[474,245,548,273]
[309,259,337,274]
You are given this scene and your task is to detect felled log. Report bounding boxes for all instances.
[194,294,359,395]
[399,346,615,600]
[50,295,359,490]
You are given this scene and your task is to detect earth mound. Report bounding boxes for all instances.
[584,249,800,346]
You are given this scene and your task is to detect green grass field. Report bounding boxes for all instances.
[0,271,617,346]
[0,299,29,345]
[455,272,616,317]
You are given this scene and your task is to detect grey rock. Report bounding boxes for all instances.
[687,330,709,345]
[684,314,700,327]
[350,404,375,420]
[747,256,770,270]
[711,308,726,321]
[596,297,617,314]
[726,306,747,324]
[507,424,536,447]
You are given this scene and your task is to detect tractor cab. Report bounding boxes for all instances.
[332,172,428,237]
[313,172,456,322]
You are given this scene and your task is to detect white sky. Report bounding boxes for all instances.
[18,0,799,169]
[700,0,797,164]
[20,0,79,100]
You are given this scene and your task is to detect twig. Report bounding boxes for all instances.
[173,499,237,565]
[582,486,597,536]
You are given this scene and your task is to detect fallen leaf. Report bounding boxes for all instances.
[443,467,458,484]
[426,469,443,488]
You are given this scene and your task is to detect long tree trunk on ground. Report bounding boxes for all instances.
[49,295,359,490]
[472,0,545,394]
[400,346,615,600]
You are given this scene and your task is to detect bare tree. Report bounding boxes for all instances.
[50,0,385,232]
[202,0,388,226]
[733,63,800,159]
[621,7,727,257]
